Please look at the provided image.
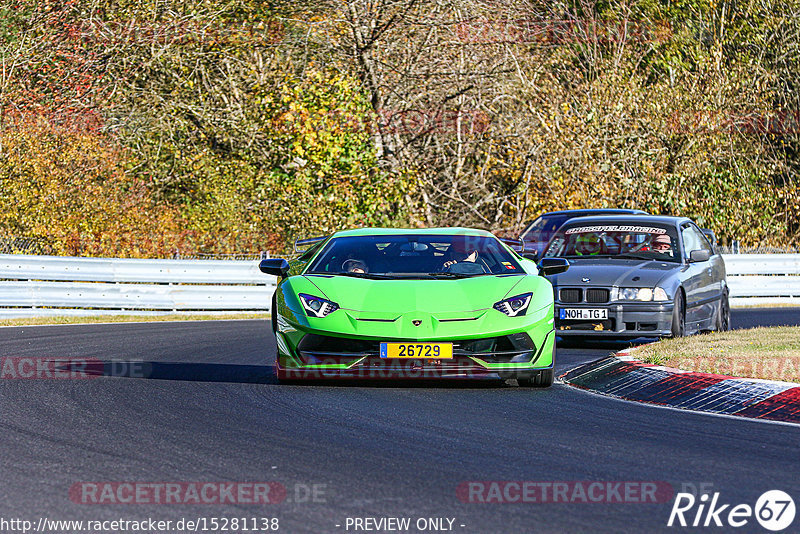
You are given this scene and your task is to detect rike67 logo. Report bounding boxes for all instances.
[668,490,796,531]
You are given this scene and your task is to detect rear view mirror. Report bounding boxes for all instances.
[499,237,523,252]
[259,258,291,277]
[522,251,539,261]
[538,257,569,276]
[689,250,711,263]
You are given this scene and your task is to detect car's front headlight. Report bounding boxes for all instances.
[617,287,669,302]
[493,293,533,317]
[298,293,340,317]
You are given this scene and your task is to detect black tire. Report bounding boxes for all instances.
[271,291,278,334]
[533,368,554,387]
[671,291,686,338]
[518,368,554,388]
[716,290,731,331]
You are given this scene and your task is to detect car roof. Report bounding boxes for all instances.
[557,214,692,226]
[330,227,496,238]
[539,208,648,217]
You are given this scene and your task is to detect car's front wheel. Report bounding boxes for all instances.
[518,368,554,388]
[671,291,686,337]
[716,290,731,331]
[275,365,310,385]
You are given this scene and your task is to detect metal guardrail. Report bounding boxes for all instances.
[723,254,800,307]
[718,246,799,254]
[0,254,276,318]
[0,255,268,284]
[0,252,798,317]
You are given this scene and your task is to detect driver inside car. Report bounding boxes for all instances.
[651,234,673,256]
[441,242,478,270]
[574,233,603,256]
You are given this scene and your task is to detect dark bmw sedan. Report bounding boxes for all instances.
[542,215,730,339]
[519,208,647,259]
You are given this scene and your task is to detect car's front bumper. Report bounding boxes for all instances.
[554,301,674,337]
[274,324,556,380]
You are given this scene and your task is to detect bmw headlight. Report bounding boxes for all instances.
[617,287,669,302]
[298,293,339,318]
[493,293,532,317]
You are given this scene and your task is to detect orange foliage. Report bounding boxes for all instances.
[0,115,189,257]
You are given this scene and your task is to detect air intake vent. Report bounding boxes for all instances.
[560,288,582,303]
[585,289,609,303]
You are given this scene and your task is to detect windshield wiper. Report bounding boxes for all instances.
[560,254,614,260]
[613,252,657,261]
[426,271,480,279]
[332,272,394,279]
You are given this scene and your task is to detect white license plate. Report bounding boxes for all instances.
[559,308,608,320]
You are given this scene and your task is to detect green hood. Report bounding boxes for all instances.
[278,273,554,341]
[303,274,527,314]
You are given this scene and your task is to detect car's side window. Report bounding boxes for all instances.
[680,225,698,260]
[690,225,714,254]
[298,241,324,262]
[682,224,713,260]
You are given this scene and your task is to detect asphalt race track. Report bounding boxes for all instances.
[0,309,799,533]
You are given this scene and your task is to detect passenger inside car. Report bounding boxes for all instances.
[342,259,368,274]
[651,234,673,256]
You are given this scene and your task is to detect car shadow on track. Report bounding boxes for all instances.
[276,377,514,389]
[81,361,514,388]
[83,361,280,384]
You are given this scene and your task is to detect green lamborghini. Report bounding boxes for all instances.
[259,228,568,386]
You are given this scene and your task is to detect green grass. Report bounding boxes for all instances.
[636,327,800,383]
[730,303,800,309]
[0,313,269,327]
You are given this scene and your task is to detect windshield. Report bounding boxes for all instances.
[307,234,524,278]
[520,214,571,243]
[543,223,681,262]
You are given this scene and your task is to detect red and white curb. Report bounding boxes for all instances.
[560,347,800,424]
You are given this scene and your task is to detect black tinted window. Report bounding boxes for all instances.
[307,234,523,278]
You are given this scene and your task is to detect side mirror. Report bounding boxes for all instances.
[689,250,711,263]
[538,257,569,276]
[259,258,291,277]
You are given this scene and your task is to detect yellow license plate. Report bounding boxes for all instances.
[379,342,453,359]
